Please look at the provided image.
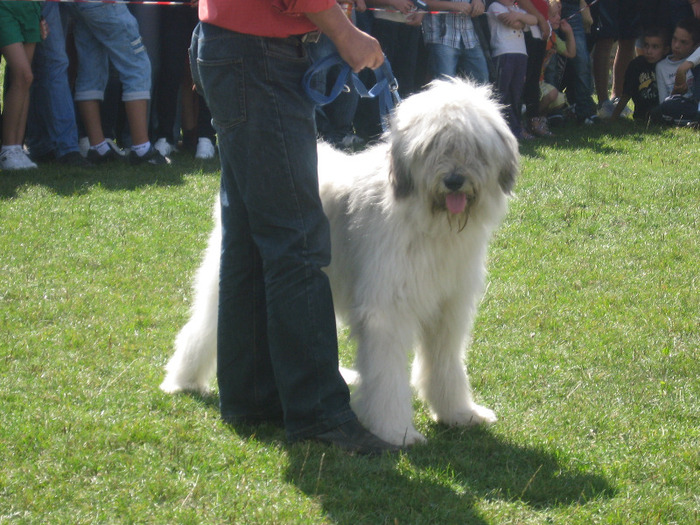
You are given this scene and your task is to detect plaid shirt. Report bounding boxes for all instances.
[422,0,480,49]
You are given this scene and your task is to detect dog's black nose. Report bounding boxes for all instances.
[444,173,465,192]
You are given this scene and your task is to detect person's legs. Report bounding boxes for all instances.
[458,43,490,84]
[494,54,527,135]
[592,37,615,104]
[71,3,152,146]
[524,32,547,120]
[612,0,640,100]
[611,38,636,100]
[155,0,191,144]
[0,42,35,145]
[77,100,106,146]
[192,23,356,440]
[124,99,149,146]
[26,2,80,158]
[560,4,597,120]
[428,42,460,79]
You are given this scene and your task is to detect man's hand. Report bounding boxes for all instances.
[307,4,384,72]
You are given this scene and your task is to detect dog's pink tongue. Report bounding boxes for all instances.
[446,193,467,214]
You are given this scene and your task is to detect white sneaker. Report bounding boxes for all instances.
[195,137,216,159]
[597,99,616,119]
[0,147,38,170]
[154,137,176,157]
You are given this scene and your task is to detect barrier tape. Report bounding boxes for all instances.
[39,0,197,6]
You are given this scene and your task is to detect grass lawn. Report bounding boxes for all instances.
[0,120,698,524]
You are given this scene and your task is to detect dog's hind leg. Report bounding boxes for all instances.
[413,301,497,428]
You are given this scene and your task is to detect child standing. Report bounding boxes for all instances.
[611,27,669,121]
[0,0,42,169]
[536,0,576,130]
[487,0,538,139]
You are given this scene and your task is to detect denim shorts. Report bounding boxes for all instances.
[68,2,151,101]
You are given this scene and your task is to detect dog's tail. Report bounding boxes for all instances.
[340,366,360,386]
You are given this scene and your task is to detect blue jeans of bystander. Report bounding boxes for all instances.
[26,3,80,158]
[559,3,597,119]
[427,41,489,84]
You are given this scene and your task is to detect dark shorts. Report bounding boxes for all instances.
[595,0,641,40]
[0,2,42,48]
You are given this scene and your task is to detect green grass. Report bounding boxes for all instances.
[1,121,698,524]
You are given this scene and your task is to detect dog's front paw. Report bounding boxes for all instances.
[379,425,427,447]
[439,403,497,427]
[159,378,211,395]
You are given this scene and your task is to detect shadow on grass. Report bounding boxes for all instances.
[517,119,674,159]
[0,157,218,200]
[221,420,615,524]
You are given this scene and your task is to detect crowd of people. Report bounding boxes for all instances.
[0,0,215,170]
[1,0,700,171]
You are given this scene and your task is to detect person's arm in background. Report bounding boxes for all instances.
[672,46,700,94]
[518,0,551,39]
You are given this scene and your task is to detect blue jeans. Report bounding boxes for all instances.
[560,3,596,118]
[26,3,80,158]
[427,41,489,84]
[67,1,151,101]
[189,22,356,441]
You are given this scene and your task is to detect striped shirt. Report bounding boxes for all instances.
[422,0,480,49]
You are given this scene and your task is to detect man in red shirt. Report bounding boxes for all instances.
[190,0,396,455]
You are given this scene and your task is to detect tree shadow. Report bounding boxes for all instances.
[221,420,615,524]
[0,158,218,200]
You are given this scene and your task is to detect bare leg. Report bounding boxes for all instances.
[77,100,106,146]
[611,39,636,100]
[593,38,614,105]
[124,99,149,146]
[1,42,35,145]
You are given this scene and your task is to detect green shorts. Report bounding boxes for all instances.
[0,2,42,48]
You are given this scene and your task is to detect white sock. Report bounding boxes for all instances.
[1,145,21,154]
[91,140,110,156]
[131,141,152,157]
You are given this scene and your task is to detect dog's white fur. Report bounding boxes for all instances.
[160,78,519,446]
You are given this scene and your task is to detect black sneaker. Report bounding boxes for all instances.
[57,151,94,167]
[305,419,402,456]
[87,147,120,164]
[128,146,171,166]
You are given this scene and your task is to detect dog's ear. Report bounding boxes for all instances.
[498,133,520,195]
[389,143,414,199]
[499,156,518,195]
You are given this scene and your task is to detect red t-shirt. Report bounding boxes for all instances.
[522,0,549,19]
[199,0,336,38]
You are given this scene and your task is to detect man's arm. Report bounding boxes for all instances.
[306,3,384,71]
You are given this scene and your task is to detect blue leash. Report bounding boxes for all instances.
[303,53,401,132]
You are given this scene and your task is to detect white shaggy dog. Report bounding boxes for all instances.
[161,78,519,446]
